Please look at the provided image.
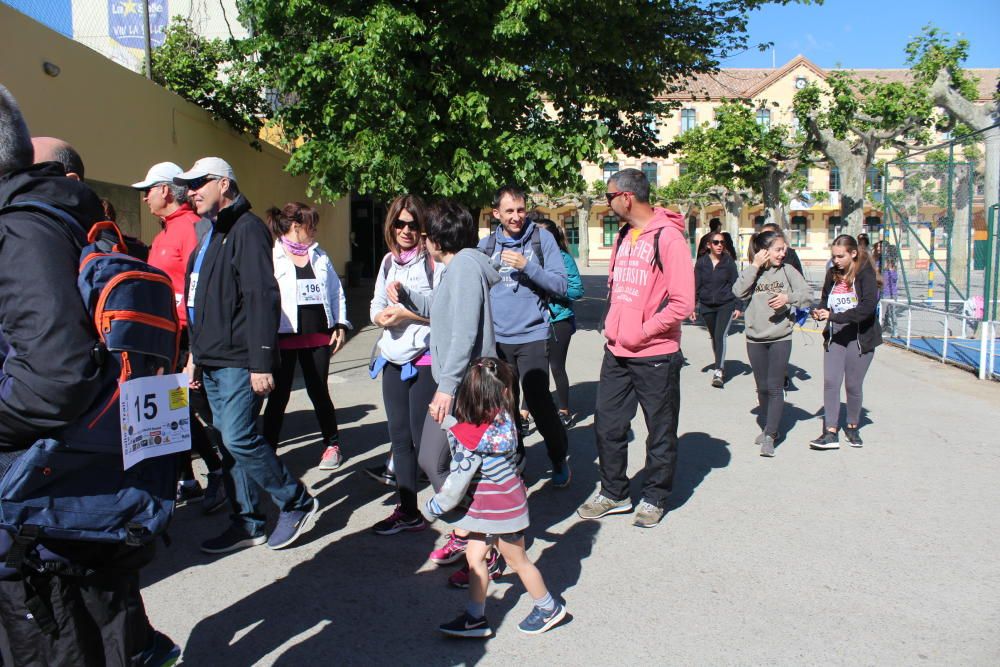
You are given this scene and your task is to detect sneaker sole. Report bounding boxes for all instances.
[429,549,467,565]
[633,514,664,528]
[848,442,863,448]
[809,443,840,450]
[439,626,493,638]
[363,469,396,486]
[267,498,320,550]
[759,450,775,457]
[518,606,568,635]
[200,534,266,554]
[374,522,427,536]
[318,459,344,471]
[577,502,632,520]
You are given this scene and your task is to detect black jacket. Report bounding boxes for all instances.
[820,262,883,354]
[186,195,280,373]
[784,247,803,276]
[694,252,740,308]
[0,163,113,455]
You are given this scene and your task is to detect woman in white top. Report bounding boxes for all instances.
[369,195,442,535]
[262,202,351,470]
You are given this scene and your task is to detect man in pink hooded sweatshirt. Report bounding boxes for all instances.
[577,168,694,528]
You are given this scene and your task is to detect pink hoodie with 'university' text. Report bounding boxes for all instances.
[604,207,695,358]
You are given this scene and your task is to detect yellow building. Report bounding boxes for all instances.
[0,3,351,272]
[528,55,999,266]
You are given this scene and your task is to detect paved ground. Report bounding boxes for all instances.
[144,266,1000,666]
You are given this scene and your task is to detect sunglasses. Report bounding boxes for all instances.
[393,219,420,231]
[709,240,724,245]
[186,175,219,191]
[605,191,631,204]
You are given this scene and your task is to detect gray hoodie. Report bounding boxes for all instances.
[402,248,501,396]
[732,263,812,342]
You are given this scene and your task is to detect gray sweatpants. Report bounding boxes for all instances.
[823,340,874,429]
[746,339,792,435]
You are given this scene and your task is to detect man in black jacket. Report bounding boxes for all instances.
[177,157,318,554]
[0,85,178,667]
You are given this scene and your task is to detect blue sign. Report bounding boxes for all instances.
[108,0,168,49]
[2,0,73,38]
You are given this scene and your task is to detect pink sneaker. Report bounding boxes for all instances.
[428,531,468,565]
[318,444,344,470]
[447,548,505,589]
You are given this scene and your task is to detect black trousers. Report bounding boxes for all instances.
[0,545,155,667]
[746,339,792,435]
[382,363,436,515]
[594,347,683,508]
[699,301,736,371]
[497,339,568,466]
[263,345,340,448]
[178,334,222,481]
[549,319,576,411]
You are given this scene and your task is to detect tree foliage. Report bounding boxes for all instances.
[151,17,269,146]
[239,0,817,205]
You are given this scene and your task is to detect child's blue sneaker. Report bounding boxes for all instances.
[550,462,571,488]
[517,603,567,635]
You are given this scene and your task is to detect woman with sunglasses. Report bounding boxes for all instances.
[368,195,442,534]
[263,202,351,469]
[690,231,741,388]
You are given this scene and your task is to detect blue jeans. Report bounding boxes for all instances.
[202,366,311,535]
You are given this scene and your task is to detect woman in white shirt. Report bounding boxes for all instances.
[369,195,441,535]
[263,202,351,469]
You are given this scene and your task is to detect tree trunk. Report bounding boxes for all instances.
[577,199,591,267]
[762,166,788,230]
[840,158,866,236]
[723,191,743,238]
[950,163,972,294]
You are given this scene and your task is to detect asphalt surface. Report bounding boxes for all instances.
[144,265,1000,666]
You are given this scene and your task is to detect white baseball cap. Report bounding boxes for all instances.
[173,157,237,186]
[132,161,183,189]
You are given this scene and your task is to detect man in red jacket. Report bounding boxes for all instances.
[577,168,695,528]
[133,162,227,512]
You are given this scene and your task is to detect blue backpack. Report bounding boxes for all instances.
[0,202,180,566]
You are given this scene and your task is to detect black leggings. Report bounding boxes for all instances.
[699,302,736,371]
[549,318,576,411]
[498,340,568,466]
[263,345,339,448]
[746,340,792,435]
[382,363,436,515]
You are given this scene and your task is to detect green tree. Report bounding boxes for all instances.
[239,0,818,205]
[151,17,269,146]
[672,100,808,235]
[907,25,998,279]
[793,70,933,235]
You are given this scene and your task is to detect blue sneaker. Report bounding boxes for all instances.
[200,524,266,554]
[137,630,181,666]
[550,462,571,488]
[267,497,320,550]
[517,603,567,635]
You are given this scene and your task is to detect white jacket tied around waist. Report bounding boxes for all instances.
[273,242,351,334]
[369,252,441,365]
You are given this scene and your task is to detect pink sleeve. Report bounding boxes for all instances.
[642,234,695,337]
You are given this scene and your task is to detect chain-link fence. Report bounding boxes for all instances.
[1,0,248,74]
[881,126,999,379]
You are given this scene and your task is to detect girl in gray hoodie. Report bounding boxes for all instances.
[732,230,812,457]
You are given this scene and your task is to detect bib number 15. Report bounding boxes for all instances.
[134,393,158,422]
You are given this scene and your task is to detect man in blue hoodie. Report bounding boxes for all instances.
[478,185,570,486]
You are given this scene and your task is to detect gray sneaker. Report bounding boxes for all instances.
[577,493,631,520]
[267,497,320,550]
[760,433,776,457]
[633,501,665,528]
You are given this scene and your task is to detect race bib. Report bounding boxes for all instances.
[828,290,858,314]
[297,278,324,305]
[187,273,199,306]
[119,373,192,470]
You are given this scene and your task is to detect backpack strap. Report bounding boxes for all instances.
[530,225,544,269]
[424,253,435,287]
[481,228,498,260]
[380,253,393,281]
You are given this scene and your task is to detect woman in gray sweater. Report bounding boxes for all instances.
[733,230,812,457]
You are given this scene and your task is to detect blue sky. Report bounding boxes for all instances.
[724,0,1000,69]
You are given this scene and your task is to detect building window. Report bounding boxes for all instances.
[603,162,619,181]
[562,214,579,247]
[680,108,696,133]
[867,167,884,201]
[829,168,841,192]
[864,216,882,240]
[828,215,843,243]
[798,166,809,191]
[641,162,658,188]
[755,108,771,129]
[790,215,807,247]
[603,215,622,247]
